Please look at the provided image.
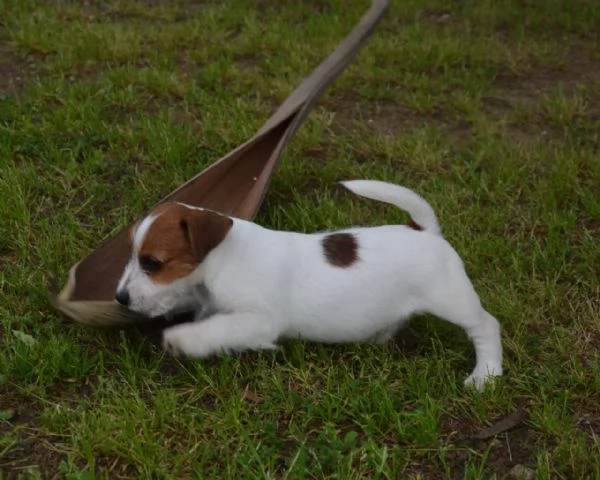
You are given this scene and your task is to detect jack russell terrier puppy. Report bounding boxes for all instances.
[115,180,503,390]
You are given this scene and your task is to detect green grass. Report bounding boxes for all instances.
[1,0,599,478]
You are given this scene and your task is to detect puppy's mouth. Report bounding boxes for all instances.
[123,285,204,321]
[164,305,197,321]
[125,302,197,322]
[121,301,166,320]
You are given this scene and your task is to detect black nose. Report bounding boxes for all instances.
[115,290,130,306]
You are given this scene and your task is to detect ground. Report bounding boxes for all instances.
[0,0,599,479]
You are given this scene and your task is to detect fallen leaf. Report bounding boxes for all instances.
[472,409,528,440]
[510,464,535,480]
[12,330,38,347]
[242,389,263,404]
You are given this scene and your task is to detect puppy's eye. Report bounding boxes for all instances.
[139,255,163,273]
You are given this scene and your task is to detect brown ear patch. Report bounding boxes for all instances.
[322,232,359,268]
[137,203,232,284]
[182,208,233,262]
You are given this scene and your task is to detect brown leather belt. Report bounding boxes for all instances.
[49,0,390,326]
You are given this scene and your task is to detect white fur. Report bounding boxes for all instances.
[117,180,503,390]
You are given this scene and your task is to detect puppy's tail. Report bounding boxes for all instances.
[340,180,442,236]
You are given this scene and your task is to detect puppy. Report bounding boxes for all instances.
[116,180,503,390]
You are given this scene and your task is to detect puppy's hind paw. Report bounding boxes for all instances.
[464,365,503,391]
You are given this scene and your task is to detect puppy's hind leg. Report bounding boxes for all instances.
[371,326,398,345]
[162,312,280,359]
[427,275,503,391]
[461,309,503,389]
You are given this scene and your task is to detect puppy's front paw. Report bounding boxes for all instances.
[162,328,184,357]
[162,324,211,359]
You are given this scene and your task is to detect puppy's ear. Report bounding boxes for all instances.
[180,210,233,262]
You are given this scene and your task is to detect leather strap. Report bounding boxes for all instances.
[49,0,390,325]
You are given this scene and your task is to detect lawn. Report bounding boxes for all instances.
[1,0,599,478]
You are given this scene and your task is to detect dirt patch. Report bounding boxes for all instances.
[571,398,600,435]
[0,386,64,478]
[0,44,41,94]
[488,45,600,129]
[421,9,457,29]
[233,52,262,71]
[323,45,600,144]
[426,404,539,480]
[0,247,16,268]
[63,0,219,24]
[252,0,332,16]
[323,92,454,137]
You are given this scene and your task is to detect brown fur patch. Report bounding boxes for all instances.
[322,232,359,267]
[138,203,232,284]
[183,207,233,262]
[409,220,424,231]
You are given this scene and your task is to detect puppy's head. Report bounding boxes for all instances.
[115,202,233,318]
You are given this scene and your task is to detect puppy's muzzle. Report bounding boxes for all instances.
[115,290,130,306]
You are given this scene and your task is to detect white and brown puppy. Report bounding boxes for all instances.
[116,180,503,390]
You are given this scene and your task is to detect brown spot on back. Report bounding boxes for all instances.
[138,203,232,284]
[322,232,359,268]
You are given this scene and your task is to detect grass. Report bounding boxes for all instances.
[0,0,599,478]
